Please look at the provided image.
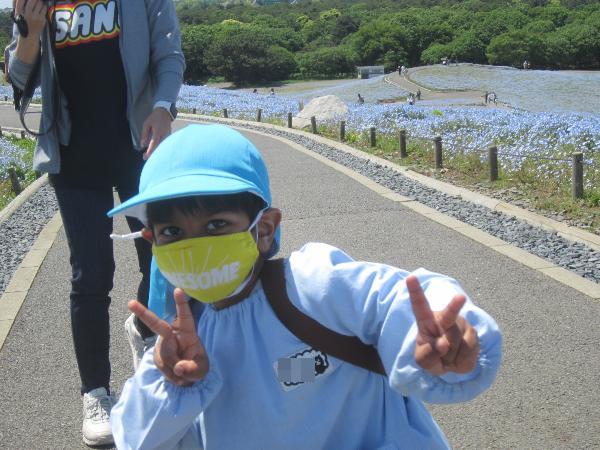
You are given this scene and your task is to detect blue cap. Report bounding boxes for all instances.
[108,124,279,255]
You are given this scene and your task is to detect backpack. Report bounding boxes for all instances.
[260,259,386,376]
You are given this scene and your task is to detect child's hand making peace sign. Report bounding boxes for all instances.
[406,275,480,376]
[128,288,208,387]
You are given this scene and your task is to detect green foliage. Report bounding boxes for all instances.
[421,42,450,65]
[205,24,296,84]
[296,46,358,78]
[486,30,546,66]
[447,31,487,63]
[181,25,214,83]
[106,0,600,84]
[331,15,359,44]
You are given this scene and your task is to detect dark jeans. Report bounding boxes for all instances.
[53,185,152,394]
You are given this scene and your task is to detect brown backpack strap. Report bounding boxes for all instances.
[260,259,386,376]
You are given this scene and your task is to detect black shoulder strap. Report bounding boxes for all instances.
[11,15,60,136]
[260,259,386,376]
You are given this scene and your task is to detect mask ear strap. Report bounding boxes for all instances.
[110,231,143,241]
[248,210,264,233]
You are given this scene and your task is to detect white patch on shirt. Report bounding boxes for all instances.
[274,347,331,392]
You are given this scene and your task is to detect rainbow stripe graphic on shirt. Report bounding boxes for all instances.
[49,0,120,49]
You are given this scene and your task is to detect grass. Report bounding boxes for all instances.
[0,135,38,211]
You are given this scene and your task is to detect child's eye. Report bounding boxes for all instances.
[206,219,229,233]
[160,226,182,237]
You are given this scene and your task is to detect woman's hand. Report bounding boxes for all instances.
[14,0,48,39]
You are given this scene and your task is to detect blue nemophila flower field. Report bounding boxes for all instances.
[1,80,598,186]
[410,65,600,114]
[178,84,598,164]
[0,136,28,174]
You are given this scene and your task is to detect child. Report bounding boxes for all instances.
[109,124,502,449]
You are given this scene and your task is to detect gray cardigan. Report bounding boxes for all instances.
[8,0,185,174]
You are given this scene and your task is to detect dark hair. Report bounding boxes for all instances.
[147,192,265,226]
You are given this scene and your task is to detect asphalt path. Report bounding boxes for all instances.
[0,109,598,449]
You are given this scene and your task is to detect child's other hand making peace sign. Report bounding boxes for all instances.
[406,275,480,376]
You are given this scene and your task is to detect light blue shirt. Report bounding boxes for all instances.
[111,243,502,449]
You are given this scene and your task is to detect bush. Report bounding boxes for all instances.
[296,46,358,79]
[205,25,297,84]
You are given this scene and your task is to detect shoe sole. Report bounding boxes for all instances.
[82,434,114,447]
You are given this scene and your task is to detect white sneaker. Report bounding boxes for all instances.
[82,387,115,446]
[124,313,157,371]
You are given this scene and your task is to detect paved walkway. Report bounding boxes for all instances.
[0,117,599,448]
[384,69,512,108]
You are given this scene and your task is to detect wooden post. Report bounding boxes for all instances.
[488,146,498,181]
[434,136,443,169]
[370,127,376,147]
[20,130,25,139]
[8,167,22,195]
[572,152,583,200]
[399,129,407,158]
[223,108,228,118]
[340,121,346,142]
[287,112,292,128]
[256,108,262,122]
[310,116,317,134]
[3,95,7,102]
[192,107,197,114]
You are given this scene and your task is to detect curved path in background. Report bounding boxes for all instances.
[385,68,509,108]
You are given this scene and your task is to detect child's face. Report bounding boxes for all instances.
[152,208,251,246]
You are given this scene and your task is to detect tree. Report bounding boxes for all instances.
[205,25,296,84]
[331,15,359,44]
[421,43,450,65]
[296,46,358,79]
[472,8,530,45]
[181,25,214,83]
[447,31,487,63]
[486,30,546,67]
[544,32,575,68]
[554,23,600,68]
[524,20,556,34]
[383,49,408,72]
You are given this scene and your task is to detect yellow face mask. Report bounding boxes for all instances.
[152,226,260,304]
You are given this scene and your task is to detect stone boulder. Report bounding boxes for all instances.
[293,95,348,129]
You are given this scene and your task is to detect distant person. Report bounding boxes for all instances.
[400,65,406,76]
[357,93,364,104]
[416,89,421,101]
[3,45,9,82]
[270,88,275,96]
[483,91,489,104]
[253,88,258,94]
[407,93,415,105]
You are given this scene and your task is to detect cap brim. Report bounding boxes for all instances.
[108,172,264,222]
